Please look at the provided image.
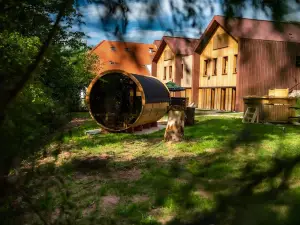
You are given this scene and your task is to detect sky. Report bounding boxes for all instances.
[75,0,300,47]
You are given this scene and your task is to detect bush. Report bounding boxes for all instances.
[0,31,96,182]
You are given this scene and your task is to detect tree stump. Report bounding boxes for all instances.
[164,106,185,142]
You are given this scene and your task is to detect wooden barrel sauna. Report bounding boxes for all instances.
[86,70,170,132]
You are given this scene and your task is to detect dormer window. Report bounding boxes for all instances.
[109,61,115,65]
[149,48,155,53]
[125,47,131,52]
[111,46,116,51]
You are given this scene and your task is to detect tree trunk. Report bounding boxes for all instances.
[164,107,185,142]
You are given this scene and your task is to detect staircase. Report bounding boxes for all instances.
[289,82,300,95]
[243,106,259,123]
[243,86,300,124]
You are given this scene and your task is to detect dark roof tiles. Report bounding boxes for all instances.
[215,15,300,43]
[194,15,300,53]
[153,36,199,62]
[163,36,199,55]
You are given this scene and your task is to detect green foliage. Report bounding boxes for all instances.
[0,31,40,92]
[0,39,95,174]
[0,0,97,180]
[0,31,40,69]
[39,46,95,111]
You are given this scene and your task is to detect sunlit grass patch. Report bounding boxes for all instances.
[9,113,300,225]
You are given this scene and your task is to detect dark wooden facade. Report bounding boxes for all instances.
[192,52,200,103]
[237,39,300,111]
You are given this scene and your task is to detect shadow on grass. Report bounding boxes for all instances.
[62,117,290,154]
[3,116,300,225]
[4,145,300,225]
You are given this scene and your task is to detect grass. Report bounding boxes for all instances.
[3,112,300,225]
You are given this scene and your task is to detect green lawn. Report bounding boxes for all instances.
[4,112,300,225]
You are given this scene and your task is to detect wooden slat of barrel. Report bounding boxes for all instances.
[134,102,168,126]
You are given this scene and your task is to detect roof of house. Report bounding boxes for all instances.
[153,36,199,62]
[195,15,300,52]
[90,40,157,76]
[153,40,161,47]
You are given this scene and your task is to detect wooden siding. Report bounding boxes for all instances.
[156,45,176,82]
[237,39,300,111]
[199,26,238,87]
[181,55,193,87]
[198,87,236,111]
[192,52,200,104]
[164,49,174,60]
[175,55,182,85]
[186,88,192,105]
[151,62,157,77]
[155,45,193,99]
[176,88,192,104]
[213,33,229,50]
[174,55,182,97]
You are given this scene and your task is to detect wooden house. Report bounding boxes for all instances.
[152,36,199,102]
[90,40,157,76]
[192,16,300,111]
